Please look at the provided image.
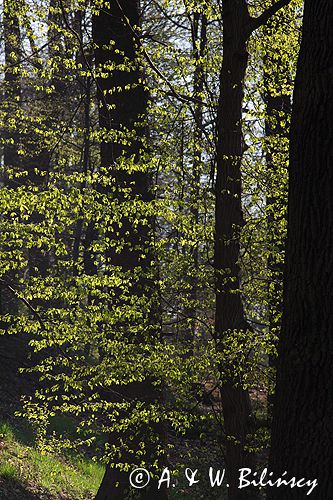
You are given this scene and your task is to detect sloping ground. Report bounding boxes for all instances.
[0,335,104,500]
[0,419,104,499]
[0,476,43,500]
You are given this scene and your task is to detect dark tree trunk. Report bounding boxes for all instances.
[214,2,256,499]
[0,0,24,376]
[263,19,292,415]
[2,0,21,190]
[92,2,167,498]
[268,1,333,499]
[265,77,291,342]
[184,10,207,347]
[215,1,292,497]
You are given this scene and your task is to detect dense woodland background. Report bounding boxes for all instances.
[0,0,332,498]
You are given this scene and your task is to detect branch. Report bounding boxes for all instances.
[248,0,292,34]
[113,0,204,107]
[0,279,72,361]
[1,280,46,330]
[58,0,110,118]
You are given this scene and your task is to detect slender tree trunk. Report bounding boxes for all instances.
[25,0,59,281]
[265,78,291,340]
[0,0,24,373]
[2,0,21,190]
[184,11,207,347]
[268,1,333,498]
[214,3,293,496]
[214,2,256,498]
[263,19,291,415]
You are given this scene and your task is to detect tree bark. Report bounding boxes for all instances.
[214,2,256,499]
[92,2,167,498]
[268,1,333,498]
[183,10,207,347]
[214,3,294,496]
[0,0,24,376]
[265,72,291,342]
[263,15,292,415]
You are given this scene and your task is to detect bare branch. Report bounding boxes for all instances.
[1,280,46,329]
[113,0,204,107]
[0,279,72,361]
[248,0,292,35]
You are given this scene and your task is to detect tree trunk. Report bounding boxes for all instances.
[268,1,333,498]
[263,17,292,415]
[265,79,291,340]
[0,0,24,378]
[214,2,255,498]
[184,10,207,347]
[92,2,167,498]
[215,3,293,496]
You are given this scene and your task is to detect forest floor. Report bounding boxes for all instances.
[0,380,223,499]
[0,361,267,499]
[0,361,104,500]
[0,415,104,499]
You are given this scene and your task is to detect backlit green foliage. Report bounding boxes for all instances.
[0,0,302,478]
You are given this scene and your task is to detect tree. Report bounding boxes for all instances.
[91,1,167,497]
[214,1,292,497]
[0,0,33,384]
[0,1,318,498]
[262,3,296,413]
[0,0,22,326]
[269,1,333,498]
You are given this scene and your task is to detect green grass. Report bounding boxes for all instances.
[0,463,20,483]
[0,421,15,442]
[0,419,104,499]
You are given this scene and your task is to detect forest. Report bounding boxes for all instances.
[0,0,332,499]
